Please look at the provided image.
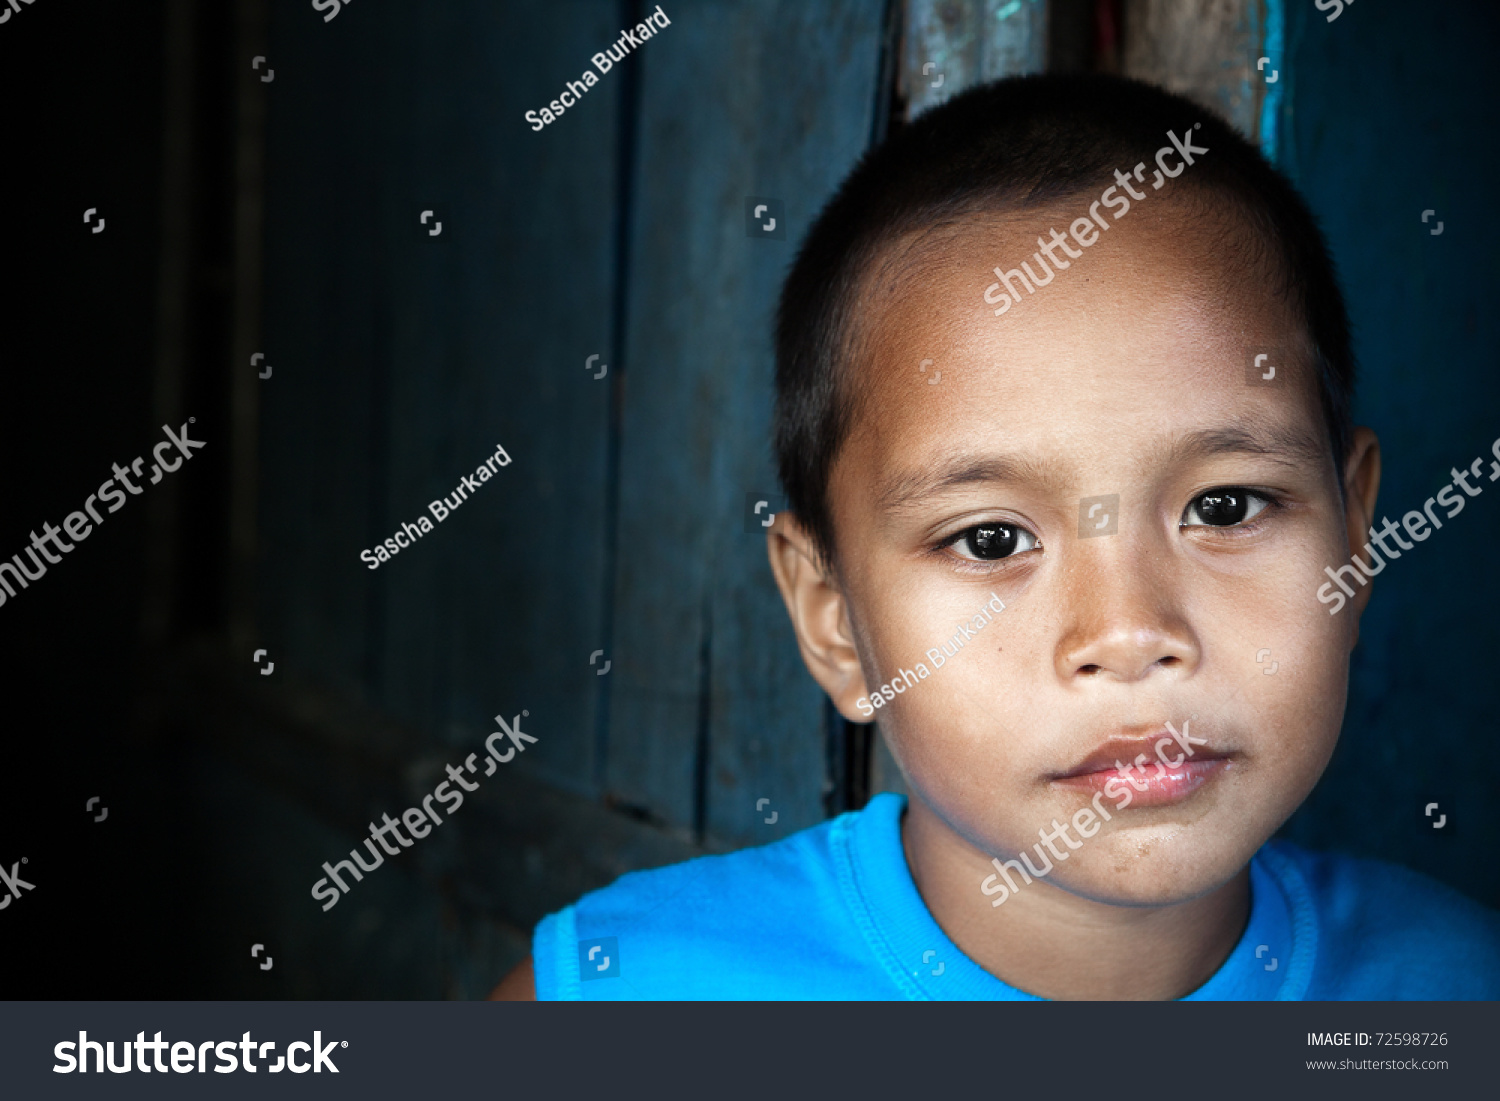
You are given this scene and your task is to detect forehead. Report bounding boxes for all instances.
[835,194,1321,483]
[857,190,1298,363]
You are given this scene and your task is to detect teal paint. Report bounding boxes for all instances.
[1259,0,1285,162]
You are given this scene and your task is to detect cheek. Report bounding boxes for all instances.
[1206,582,1349,836]
[1245,642,1347,785]
[847,574,1054,784]
[871,636,1044,812]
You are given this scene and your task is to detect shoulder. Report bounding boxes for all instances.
[1264,840,1500,999]
[532,797,902,999]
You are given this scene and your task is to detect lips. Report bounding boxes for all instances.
[1051,728,1233,808]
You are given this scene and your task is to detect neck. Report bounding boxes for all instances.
[901,796,1250,1000]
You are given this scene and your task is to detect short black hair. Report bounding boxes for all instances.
[774,72,1355,569]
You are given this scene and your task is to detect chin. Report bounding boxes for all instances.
[1067,872,1222,908]
[1047,838,1245,908]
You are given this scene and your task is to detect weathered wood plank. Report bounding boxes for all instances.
[154,648,720,973]
[1122,0,1266,139]
[258,0,622,792]
[902,0,1049,120]
[606,0,888,842]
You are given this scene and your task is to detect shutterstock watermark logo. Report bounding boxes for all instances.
[1317,433,1500,615]
[55,1031,344,1074]
[312,0,354,23]
[982,124,1208,317]
[1,422,205,613]
[0,0,45,29]
[0,857,35,910]
[311,708,537,910]
[1078,494,1119,538]
[980,719,1208,907]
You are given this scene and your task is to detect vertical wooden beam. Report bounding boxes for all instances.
[902,0,1049,121]
[1257,0,1285,162]
[228,0,270,657]
[142,0,196,649]
[605,1,887,844]
[1122,0,1268,141]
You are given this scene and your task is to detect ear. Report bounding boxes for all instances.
[765,512,872,722]
[1341,426,1382,645]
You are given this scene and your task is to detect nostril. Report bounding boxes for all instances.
[1079,664,1102,675]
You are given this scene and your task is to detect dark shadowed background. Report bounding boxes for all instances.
[1,0,1495,997]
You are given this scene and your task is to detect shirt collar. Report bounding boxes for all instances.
[836,792,1316,1000]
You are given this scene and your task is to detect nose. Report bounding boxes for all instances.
[1052,536,1201,686]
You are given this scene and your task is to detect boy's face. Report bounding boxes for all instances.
[774,195,1379,908]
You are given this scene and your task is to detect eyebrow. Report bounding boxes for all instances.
[877,453,1058,515]
[1169,424,1330,472]
[876,424,1330,516]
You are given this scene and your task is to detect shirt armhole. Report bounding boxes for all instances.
[533,906,582,1001]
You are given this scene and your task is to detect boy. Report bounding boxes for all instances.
[494,74,1500,1000]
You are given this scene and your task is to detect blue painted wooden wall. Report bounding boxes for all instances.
[1271,0,1499,905]
[257,0,886,879]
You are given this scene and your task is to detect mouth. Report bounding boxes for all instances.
[1050,726,1234,808]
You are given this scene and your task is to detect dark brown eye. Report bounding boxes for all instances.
[952,522,1037,560]
[1183,488,1269,527]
